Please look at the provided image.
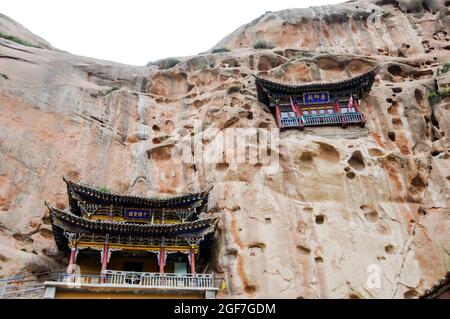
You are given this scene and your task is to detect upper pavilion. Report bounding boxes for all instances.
[255,68,377,129]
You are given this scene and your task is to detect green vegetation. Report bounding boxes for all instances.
[212,47,230,53]
[227,85,242,94]
[0,31,41,48]
[159,58,181,70]
[441,62,450,74]
[105,86,119,95]
[428,91,442,105]
[98,186,112,194]
[428,88,450,105]
[253,39,275,50]
[146,58,180,69]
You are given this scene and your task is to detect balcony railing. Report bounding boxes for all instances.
[280,117,300,128]
[57,270,221,290]
[280,112,364,129]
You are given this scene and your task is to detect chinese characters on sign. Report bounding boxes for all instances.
[124,208,152,220]
[302,92,330,105]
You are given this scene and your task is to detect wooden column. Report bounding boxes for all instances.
[159,237,165,274]
[354,98,361,112]
[159,247,165,273]
[67,242,78,274]
[334,99,341,113]
[101,235,109,282]
[290,97,304,130]
[354,99,366,127]
[289,97,299,116]
[190,246,196,275]
[275,104,282,128]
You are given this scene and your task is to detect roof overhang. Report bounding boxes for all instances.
[46,202,219,238]
[63,177,212,216]
[255,67,377,106]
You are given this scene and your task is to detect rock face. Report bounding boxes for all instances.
[0,13,53,50]
[0,0,449,299]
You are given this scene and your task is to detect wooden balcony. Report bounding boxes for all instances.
[280,112,365,129]
[43,270,222,299]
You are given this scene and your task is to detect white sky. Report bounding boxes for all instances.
[2,0,344,66]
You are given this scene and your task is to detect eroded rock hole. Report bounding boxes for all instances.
[314,256,324,263]
[418,207,427,216]
[296,245,311,255]
[315,214,325,224]
[387,65,403,76]
[348,151,366,171]
[388,131,396,142]
[361,205,378,223]
[385,244,394,254]
[346,171,356,179]
[216,163,229,171]
[411,175,426,191]
[248,242,266,251]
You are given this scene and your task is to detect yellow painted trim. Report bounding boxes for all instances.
[76,241,198,253]
[87,216,181,224]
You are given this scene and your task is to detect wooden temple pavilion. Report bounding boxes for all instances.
[255,68,376,130]
[43,177,221,299]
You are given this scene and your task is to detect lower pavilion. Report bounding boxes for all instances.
[43,177,221,299]
[255,68,376,130]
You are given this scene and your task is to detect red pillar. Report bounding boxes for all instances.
[190,246,196,275]
[354,99,361,112]
[289,97,299,116]
[290,97,304,130]
[334,99,341,113]
[67,244,78,274]
[101,236,109,283]
[354,99,366,127]
[275,104,282,128]
[159,247,165,274]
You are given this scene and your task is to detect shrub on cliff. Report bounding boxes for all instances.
[428,89,450,105]
[147,58,180,70]
[428,91,441,105]
[0,31,41,48]
[253,39,275,50]
[159,58,180,70]
[98,186,111,194]
[212,48,230,53]
[227,85,241,94]
[441,62,450,74]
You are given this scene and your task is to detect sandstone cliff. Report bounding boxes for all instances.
[0,0,449,298]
